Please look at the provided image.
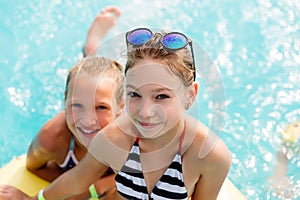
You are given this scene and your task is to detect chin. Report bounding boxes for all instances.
[78,136,92,148]
[137,126,165,139]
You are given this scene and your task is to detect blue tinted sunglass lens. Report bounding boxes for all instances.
[127,29,152,46]
[162,33,188,50]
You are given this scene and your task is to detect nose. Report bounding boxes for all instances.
[80,110,98,128]
[138,99,155,119]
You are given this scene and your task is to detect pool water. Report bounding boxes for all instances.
[0,0,299,199]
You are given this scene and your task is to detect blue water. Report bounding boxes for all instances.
[0,0,299,199]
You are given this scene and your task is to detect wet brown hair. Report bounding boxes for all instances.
[64,56,124,106]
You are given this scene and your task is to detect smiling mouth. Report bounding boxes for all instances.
[77,127,100,136]
[137,120,161,129]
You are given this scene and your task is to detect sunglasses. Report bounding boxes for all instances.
[126,28,196,80]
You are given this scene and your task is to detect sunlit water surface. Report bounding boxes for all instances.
[0,0,299,199]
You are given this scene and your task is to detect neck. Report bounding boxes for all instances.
[138,119,185,173]
[73,137,87,153]
[139,119,185,153]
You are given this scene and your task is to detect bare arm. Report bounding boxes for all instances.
[26,111,115,200]
[192,138,231,199]
[0,154,106,200]
[26,111,70,181]
[42,152,107,200]
[64,172,116,200]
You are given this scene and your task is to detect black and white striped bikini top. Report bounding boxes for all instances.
[115,127,188,200]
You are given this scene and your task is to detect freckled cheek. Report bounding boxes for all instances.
[164,102,182,118]
[151,104,166,117]
[127,100,139,115]
[96,112,113,128]
[67,109,81,122]
[65,110,77,132]
[66,109,90,131]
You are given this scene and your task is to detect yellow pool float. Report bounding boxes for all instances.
[0,154,246,199]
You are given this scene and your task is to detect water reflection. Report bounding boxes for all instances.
[0,0,299,199]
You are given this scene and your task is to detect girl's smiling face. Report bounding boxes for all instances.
[125,60,188,138]
[65,75,118,148]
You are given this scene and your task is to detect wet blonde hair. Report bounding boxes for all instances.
[125,32,195,86]
[65,56,124,106]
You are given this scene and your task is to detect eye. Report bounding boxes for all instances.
[96,105,108,110]
[156,94,170,99]
[127,91,140,98]
[71,103,82,109]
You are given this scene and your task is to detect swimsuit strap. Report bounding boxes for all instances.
[70,135,75,150]
[58,134,79,170]
[135,133,140,143]
[179,121,186,155]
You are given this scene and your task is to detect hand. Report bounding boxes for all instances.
[0,184,31,200]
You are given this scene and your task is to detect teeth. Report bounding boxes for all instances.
[79,128,98,135]
[138,120,158,126]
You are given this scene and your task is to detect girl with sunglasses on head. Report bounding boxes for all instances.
[0,28,231,200]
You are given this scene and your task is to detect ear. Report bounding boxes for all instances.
[119,101,125,110]
[115,101,125,118]
[186,82,198,109]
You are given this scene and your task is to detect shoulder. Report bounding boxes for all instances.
[102,113,135,144]
[88,113,135,170]
[184,115,231,168]
[35,111,71,154]
[181,116,231,197]
[182,115,206,154]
